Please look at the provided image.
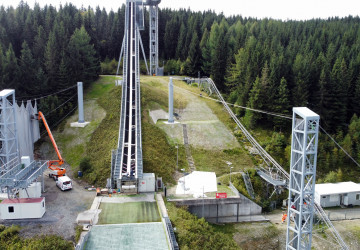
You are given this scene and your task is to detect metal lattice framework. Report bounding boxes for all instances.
[286,107,319,250]
[0,89,19,172]
[112,0,143,189]
[148,0,160,75]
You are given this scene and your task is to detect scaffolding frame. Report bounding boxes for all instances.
[0,89,19,172]
[148,2,159,75]
[286,107,319,250]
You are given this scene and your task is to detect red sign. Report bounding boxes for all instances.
[216,193,227,199]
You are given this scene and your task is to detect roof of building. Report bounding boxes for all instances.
[1,197,44,204]
[315,182,360,196]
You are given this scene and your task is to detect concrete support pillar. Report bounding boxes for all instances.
[168,77,174,123]
[77,82,85,123]
[71,82,89,128]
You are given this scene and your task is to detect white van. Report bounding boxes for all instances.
[56,176,72,191]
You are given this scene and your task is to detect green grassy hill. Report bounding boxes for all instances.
[50,75,257,186]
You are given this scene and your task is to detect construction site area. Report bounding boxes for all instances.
[1,1,360,250]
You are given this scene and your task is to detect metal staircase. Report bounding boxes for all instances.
[242,171,255,199]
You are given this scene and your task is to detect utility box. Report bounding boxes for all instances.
[138,173,155,193]
[19,182,41,198]
[0,197,45,219]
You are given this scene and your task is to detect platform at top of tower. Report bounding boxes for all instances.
[145,0,161,6]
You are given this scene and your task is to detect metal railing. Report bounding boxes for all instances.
[164,217,179,250]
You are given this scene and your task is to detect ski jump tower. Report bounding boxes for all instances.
[111,0,144,191]
[286,107,319,250]
[145,0,161,76]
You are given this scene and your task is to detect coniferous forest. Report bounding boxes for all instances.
[1,2,360,180]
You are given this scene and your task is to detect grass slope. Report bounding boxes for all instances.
[98,202,160,224]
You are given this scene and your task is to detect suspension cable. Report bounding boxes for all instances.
[40,105,78,138]
[44,93,77,116]
[16,84,77,102]
[174,83,360,168]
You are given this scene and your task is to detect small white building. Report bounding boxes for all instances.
[138,173,155,193]
[0,197,45,219]
[315,182,360,207]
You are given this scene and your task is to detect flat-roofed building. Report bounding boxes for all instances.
[315,181,360,207]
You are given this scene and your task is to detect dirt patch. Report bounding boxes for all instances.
[263,209,360,249]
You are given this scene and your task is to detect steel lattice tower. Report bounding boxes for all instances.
[147,0,161,75]
[0,90,19,172]
[286,107,320,250]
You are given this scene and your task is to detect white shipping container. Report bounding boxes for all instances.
[0,197,45,219]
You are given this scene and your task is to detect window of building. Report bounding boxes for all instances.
[322,196,327,199]
[356,194,360,200]
[8,206,14,213]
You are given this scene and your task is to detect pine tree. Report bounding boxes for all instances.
[354,74,360,116]
[329,58,348,131]
[274,77,291,130]
[186,32,200,76]
[0,44,4,88]
[19,41,36,95]
[175,22,186,60]
[200,29,211,75]
[44,31,58,90]
[3,44,19,89]
[209,19,229,90]
[67,26,99,83]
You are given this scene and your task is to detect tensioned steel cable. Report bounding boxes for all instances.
[16,84,77,102]
[174,83,360,169]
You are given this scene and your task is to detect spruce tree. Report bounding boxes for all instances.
[19,41,36,95]
[3,44,19,89]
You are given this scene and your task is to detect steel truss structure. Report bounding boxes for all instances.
[0,89,19,172]
[147,0,161,75]
[112,0,143,190]
[286,107,319,250]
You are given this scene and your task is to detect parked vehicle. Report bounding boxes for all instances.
[56,176,72,191]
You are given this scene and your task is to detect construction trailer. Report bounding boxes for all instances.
[0,197,45,219]
[315,181,360,208]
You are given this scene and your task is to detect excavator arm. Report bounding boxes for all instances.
[37,111,66,177]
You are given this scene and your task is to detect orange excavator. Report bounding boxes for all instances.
[36,111,66,180]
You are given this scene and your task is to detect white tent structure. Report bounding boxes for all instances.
[176,171,217,197]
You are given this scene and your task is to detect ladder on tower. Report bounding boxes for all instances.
[242,171,255,199]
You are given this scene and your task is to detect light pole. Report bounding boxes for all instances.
[175,145,178,169]
[226,161,233,184]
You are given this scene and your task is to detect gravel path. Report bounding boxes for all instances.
[1,168,95,242]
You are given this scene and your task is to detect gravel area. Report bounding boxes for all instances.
[1,167,95,242]
[157,82,239,150]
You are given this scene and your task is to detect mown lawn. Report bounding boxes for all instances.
[98,202,161,224]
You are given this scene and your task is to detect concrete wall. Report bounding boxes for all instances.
[188,199,261,219]
[171,192,262,222]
